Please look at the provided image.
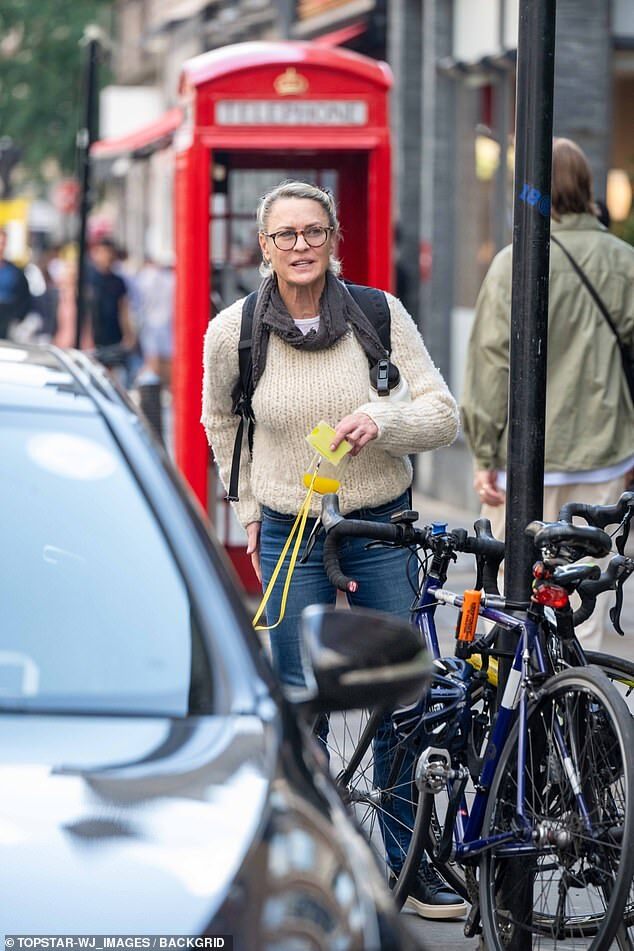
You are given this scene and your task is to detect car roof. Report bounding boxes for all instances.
[0,341,121,415]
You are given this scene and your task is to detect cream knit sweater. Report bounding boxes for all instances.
[202,292,459,527]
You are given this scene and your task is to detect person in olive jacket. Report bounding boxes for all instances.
[461,137,634,650]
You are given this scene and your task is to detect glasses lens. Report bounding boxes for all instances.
[305,227,328,248]
[273,231,297,250]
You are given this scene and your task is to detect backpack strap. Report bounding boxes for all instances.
[344,281,391,356]
[227,291,257,502]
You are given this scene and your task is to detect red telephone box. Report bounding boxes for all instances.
[173,41,393,590]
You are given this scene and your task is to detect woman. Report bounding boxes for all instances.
[202,180,461,919]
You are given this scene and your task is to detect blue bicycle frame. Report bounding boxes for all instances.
[411,569,596,861]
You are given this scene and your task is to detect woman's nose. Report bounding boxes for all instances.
[295,231,310,250]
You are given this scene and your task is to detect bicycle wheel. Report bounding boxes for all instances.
[480,666,634,950]
[326,707,420,893]
[584,651,634,710]
[547,636,634,710]
[394,667,496,903]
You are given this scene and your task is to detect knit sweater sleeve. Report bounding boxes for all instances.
[201,300,261,527]
[356,293,459,456]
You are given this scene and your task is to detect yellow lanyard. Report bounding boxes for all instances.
[252,468,318,631]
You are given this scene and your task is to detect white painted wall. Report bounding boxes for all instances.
[451,305,476,403]
[613,0,634,37]
[454,0,519,61]
[99,86,164,140]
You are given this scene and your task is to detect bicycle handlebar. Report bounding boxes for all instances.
[320,494,505,593]
[573,555,634,626]
[559,491,634,530]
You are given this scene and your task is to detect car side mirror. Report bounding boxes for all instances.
[288,604,430,712]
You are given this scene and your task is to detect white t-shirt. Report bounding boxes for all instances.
[293,315,320,336]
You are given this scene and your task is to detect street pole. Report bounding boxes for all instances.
[75,28,100,350]
[498,1,556,947]
[504,1,556,606]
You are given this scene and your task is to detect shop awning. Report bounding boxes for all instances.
[312,21,367,47]
[91,107,183,160]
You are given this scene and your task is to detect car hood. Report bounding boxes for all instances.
[0,711,274,933]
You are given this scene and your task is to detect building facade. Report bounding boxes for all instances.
[95,0,634,509]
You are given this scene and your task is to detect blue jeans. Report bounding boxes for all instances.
[260,491,418,871]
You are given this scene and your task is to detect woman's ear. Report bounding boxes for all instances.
[258,231,268,260]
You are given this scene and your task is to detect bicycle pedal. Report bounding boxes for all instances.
[415,747,452,794]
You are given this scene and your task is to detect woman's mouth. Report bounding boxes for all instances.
[290,259,314,268]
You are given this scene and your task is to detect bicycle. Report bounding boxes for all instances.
[318,493,634,949]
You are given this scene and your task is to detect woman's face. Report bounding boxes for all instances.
[259,197,333,292]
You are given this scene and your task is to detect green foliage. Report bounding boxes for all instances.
[0,0,112,182]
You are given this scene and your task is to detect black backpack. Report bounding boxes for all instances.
[227,282,391,501]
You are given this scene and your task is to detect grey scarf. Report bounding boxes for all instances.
[251,271,388,388]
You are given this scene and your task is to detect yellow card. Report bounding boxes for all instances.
[305,421,352,466]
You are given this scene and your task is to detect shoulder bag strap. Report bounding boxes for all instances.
[551,234,624,348]
[551,234,634,405]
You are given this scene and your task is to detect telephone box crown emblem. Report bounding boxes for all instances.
[274,67,309,96]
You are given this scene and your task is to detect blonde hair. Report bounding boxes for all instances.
[551,138,597,221]
[256,180,342,277]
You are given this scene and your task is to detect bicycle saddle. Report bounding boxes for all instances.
[526,520,612,561]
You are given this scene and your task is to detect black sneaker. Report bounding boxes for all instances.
[401,863,468,920]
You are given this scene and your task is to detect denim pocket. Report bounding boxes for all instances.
[365,492,411,519]
[261,506,296,523]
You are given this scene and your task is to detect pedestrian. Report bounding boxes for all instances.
[87,238,136,383]
[461,138,634,650]
[135,254,174,384]
[31,249,60,341]
[201,180,463,919]
[134,255,175,441]
[0,227,30,339]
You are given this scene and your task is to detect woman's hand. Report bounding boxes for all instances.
[246,521,262,582]
[474,469,505,507]
[330,412,379,457]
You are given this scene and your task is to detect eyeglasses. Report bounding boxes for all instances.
[262,226,334,251]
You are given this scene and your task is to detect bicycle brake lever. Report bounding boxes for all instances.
[474,555,484,592]
[299,519,323,564]
[615,515,631,557]
[609,560,634,635]
[610,581,625,636]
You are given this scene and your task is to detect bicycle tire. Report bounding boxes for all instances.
[479,665,634,950]
[584,650,634,705]
[326,707,420,900]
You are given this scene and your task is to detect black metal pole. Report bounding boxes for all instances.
[503,0,556,632]
[75,33,99,349]
[497,2,556,948]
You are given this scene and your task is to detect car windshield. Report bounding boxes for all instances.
[0,407,212,717]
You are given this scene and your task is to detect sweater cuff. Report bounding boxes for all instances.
[234,499,262,529]
[355,402,386,439]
